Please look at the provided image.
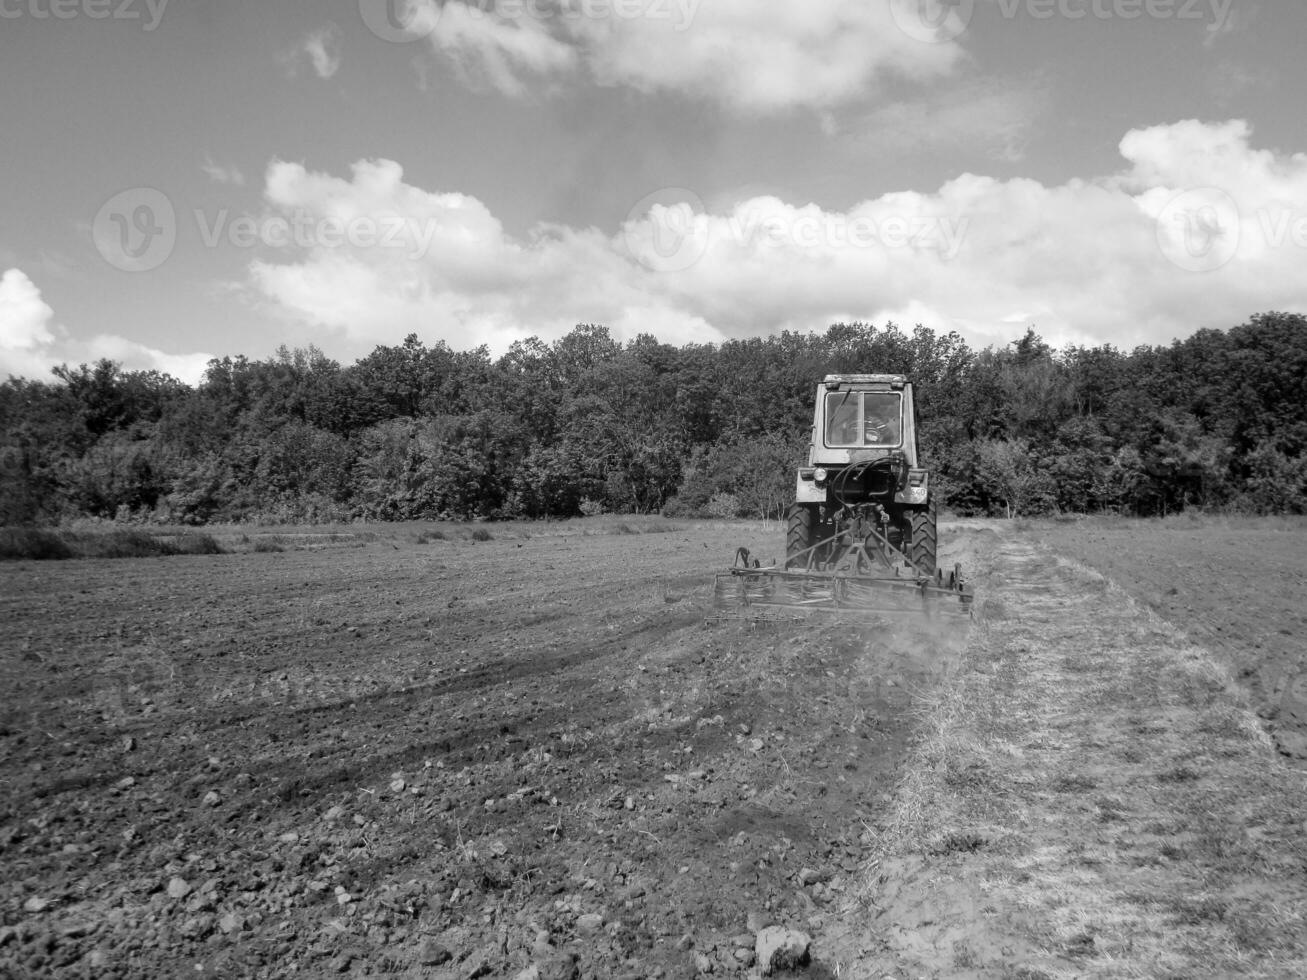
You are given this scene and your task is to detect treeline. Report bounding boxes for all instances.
[1,313,1305,525]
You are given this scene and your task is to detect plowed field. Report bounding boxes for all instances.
[6,516,1304,979]
[0,520,979,979]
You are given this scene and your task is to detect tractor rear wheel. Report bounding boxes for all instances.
[907,498,937,575]
[785,504,817,569]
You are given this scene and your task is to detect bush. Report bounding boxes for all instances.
[705,492,741,519]
[0,528,225,560]
[660,495,697,518]
[168,533,223,555]
[82,531,177,558]
[0,528,74,560]
[470,528,493,542]
[578,498,605,517]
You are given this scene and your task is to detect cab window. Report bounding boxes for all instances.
[824,391,902,447]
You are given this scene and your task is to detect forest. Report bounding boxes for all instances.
[1,312,1304,525]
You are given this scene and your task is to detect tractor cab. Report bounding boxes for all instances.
[823,387,903,448]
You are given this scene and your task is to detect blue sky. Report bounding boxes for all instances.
[1,0,1304,383]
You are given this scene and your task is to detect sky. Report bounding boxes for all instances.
[1,0,1305,384]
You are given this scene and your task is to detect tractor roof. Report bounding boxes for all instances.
[822,374,906,386]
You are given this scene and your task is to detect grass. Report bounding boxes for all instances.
[235,532,364,553]
[0,528,73,560]
[862,533,1307,978]
[0,513,778,562]
[0,527,224,561]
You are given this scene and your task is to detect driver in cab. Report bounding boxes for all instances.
[863,402,900,445]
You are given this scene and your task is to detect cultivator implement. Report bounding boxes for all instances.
[714,371,973,622]
[713,525,973,621]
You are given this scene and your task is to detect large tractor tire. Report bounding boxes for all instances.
[907,497,937,576]
[785,503,817,569]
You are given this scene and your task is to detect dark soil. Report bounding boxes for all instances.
[0,522,976,978]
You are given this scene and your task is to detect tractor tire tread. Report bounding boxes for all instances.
[908,498,938,576]
[785,504,816,570]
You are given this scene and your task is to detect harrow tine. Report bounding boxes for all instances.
[713,563,974,621]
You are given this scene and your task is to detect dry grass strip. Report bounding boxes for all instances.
[862,533,1307,979]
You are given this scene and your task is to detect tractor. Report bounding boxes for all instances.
[714,374,970,618]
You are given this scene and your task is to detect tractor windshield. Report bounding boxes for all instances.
[824,390,902,447]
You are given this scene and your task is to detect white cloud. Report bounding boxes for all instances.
[412,55,433,93]
[431,2,577,97]
[0,268,212,384]
[244,120,1307,358]
[202,155,246,186]
[423,0,963,112]
[85,336,214,386]
[0,268,58,380]
[1207,59,1270,106]
[283,23,344,80]
[856,78,1047,162]
[249,158,686,350]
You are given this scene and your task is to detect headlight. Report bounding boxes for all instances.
[814,467,828,485]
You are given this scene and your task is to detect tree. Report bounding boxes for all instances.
[6,315,1307,524]
[975,438,1056,517]
[1240,442,1307,514]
